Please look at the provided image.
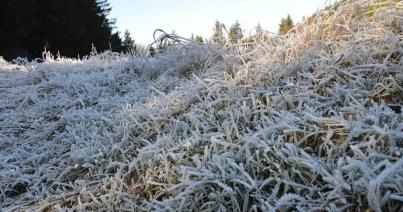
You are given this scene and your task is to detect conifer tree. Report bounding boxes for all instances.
[0,0,122,60]
[211,21,225,45]
[195,35,204,43]
[278,14,295,35]
[228,21,243,44]
[122,29,136,53]
[110,32,123,52]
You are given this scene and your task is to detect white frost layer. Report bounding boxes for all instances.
[1,0,402,210]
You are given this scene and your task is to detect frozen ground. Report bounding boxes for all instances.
[0,0,402,211]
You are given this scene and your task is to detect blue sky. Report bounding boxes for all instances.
[109,0,333,45]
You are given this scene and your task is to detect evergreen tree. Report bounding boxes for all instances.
[0,0,122,60]
[278,14,295,35]
[122,30,136,53]
[228,21,243,44]
[211,21,225,45]
[110,32,123,52]
[195,35,204,43]
[0,0,40,59]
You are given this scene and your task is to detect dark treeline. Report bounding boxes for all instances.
[0,0,122,60]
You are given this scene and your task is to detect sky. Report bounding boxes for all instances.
[109,0,333,45]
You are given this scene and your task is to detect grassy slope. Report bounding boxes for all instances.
[0,0,402,211]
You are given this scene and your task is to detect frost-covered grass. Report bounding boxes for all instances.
[1,0,402,211]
